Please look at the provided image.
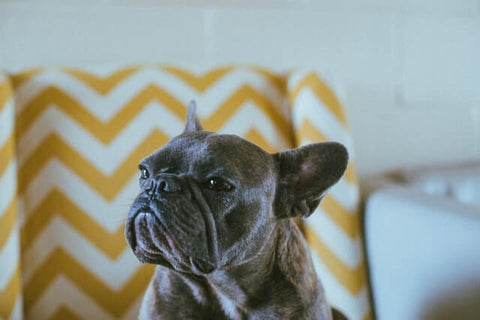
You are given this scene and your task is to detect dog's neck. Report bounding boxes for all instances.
[180,220,321,318]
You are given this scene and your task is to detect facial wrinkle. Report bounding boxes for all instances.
[188,180,219,265]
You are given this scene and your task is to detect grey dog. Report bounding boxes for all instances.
[125,102,348,320]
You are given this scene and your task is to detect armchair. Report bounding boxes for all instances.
[0,67,370,320]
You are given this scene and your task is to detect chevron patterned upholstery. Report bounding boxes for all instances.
[0,66,370,320]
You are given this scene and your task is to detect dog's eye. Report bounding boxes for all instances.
[205,177,232,191]
[139,167,149,179]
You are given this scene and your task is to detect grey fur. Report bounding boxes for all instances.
[125,102,348,320]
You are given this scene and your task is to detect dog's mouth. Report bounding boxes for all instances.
[126,208,215,275]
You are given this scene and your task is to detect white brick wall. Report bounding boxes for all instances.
[1,0,479,194]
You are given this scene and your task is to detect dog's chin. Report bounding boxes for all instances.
[127,211,215,275]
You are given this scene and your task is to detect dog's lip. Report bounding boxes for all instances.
[127,207,215,274]
[133,211,160,254]
[126,207,154,246]
[131,209,190,264]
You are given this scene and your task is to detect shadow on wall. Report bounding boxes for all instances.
[422,283,480,320]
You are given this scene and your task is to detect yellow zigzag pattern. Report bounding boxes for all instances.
[305,225,366,294]
[0,199,16,250]
[244,128,276,153]
[64,66,141,95]
[16,84,291,145]
[0,81,11,111]
[293,80,362,239]
[65,65,234,94]
[0,266,21,319]
[18,101,287,201]
[16,85,182,144]
[0,134,15,176]
[49,307,82,320]
[291,71,370,319]
[0,76,22,320]
[24,248,154,317]
[160,65,235,92]
[296,120,360,239]
[19,131,169,200]
[321,195,360,239]
[21,190,126,260]
[12,65,279,95]
[10,68,42,89]
[289,72,348,127]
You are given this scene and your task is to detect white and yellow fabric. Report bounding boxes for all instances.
[0,66,370,320]
[288,71,370,320]
[1,72,24,320]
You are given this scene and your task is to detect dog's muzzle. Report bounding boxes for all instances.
[125,175,216,275]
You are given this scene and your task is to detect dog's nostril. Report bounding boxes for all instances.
[159,181,167,192]
[158,178,182,193]
[145,176,182,195]
[145,180,155,195]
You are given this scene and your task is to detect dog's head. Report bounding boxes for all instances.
[125,101,348,275]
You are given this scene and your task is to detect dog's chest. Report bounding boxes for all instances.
[214,289,245,320]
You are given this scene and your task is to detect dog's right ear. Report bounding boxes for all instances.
[183,100,204,133]
[273,142,348,219]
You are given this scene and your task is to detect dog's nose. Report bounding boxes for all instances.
[146,174,183,196]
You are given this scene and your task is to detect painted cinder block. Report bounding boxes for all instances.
[402,15,480,108]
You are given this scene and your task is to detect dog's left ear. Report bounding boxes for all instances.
[273,142,348,219]
[184,100,204,133]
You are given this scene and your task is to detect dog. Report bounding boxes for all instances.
[125,101,349,319]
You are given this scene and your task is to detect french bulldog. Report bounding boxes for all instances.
[125,101,349,320]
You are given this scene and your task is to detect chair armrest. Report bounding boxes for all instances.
[365,185,480,320]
